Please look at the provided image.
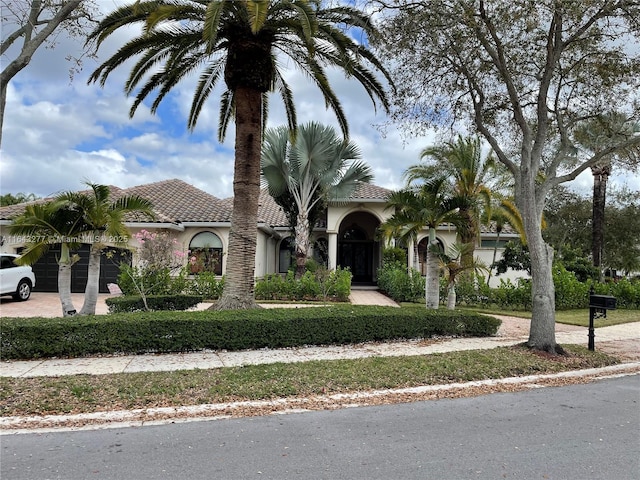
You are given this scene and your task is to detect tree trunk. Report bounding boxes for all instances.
[425,228,440,309]
[215,86,262,310]
[58,243,76,317]
[459,207,477,273]
[591,163,610,278]
[294,210,310,279]
[520,183,560,353]
[80,243,102,315]
[446,283,456,310]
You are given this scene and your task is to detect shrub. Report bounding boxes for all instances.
[185,271,225,300]
[105,295,203,313]
[0,306,500,360]
[377,247,424,303]
[255,267,352,302]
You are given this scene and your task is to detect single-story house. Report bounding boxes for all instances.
[0,179,521,292]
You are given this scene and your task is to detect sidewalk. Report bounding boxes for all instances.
[1,289,638,377]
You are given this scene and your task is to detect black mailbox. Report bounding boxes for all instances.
[589,294,617,310]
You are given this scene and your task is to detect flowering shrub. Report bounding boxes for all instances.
[117,230,188,308]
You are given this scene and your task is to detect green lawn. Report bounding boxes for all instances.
[450,306,639,327]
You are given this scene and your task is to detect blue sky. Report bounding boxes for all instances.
[1,1,637,202]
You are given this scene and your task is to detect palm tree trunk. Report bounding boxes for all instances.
[216,86,262,310]
[80,243,102,315]
[446,282,456,310]
[591,163,610,278]
[425,228,440,309]
[294,210,310,279]
[58,243,76,316]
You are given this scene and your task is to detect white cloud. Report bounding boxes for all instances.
[1,1,637,207]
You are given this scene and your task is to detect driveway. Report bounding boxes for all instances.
[0,292,111,317]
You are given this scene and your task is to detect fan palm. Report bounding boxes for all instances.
[382,177,467,309]
[87,0,391,309]
[261,122,373,277]
[10,202,89,316]
[58,183,154,315]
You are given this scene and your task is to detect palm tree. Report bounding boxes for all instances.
[433,242,487,310]
[574,113,640,277]
[87,0,391,309]
[382,177,467,309]
[411,136,496,268]
[10,202,89,316]
[261,122,373,278]
[58,183,153,315]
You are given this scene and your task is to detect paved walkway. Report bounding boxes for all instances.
[1,290,639,379]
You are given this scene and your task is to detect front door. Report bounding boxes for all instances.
[339,242,373,283]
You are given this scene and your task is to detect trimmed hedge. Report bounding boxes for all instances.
[0,305,500,360]
[105,295,204,313]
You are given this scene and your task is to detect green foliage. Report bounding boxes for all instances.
[591,278,640,309]
[0,192,38,206]
[255,267,352,302]
[185,271,225,300]
[494,240,531,275]
[382,247,407,265]
[105,295,203,313]
[440,274,492,307]
[0,306,500,360]
[377,262,425,303]
[556,246,599,282]
[118,264,186,296]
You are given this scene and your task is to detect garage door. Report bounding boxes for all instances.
[31,244,131,293]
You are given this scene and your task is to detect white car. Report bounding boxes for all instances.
[0,254,36,301]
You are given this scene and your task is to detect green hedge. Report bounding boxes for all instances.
[105,295,204,313]
[0,306,500,360]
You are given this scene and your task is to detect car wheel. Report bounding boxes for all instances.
[13,280,32,301]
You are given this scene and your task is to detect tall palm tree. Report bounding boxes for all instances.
[382,177,467,309]
[10,201,89,316]
[58,183,153,315]
[261,122,373,278]
[411,136,496,268]
[87,0,391,309]
[574,113,640,277]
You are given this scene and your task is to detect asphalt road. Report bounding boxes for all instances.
[2,375,639,480]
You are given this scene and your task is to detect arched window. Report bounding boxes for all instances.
[313,238,329,267]
[418,237,444,276]
[279,237,296,273]
[189,232,223,275]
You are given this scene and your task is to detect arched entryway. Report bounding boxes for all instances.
[338,211,380,284]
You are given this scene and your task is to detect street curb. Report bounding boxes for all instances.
[3,362,639,435]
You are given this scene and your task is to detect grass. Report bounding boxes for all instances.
[450,305,639,327]
[0,345,618,417]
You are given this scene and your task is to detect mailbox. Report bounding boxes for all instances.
[589,294,617,310]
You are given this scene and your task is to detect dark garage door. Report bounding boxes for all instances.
[31,244,131,293]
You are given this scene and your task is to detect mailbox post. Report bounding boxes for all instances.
[588,291,616,351]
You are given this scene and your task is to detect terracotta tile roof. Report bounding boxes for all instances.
[257,190,289,227]
[0,179,228,225]
[334,182,392,202]
[121,179,228,223]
